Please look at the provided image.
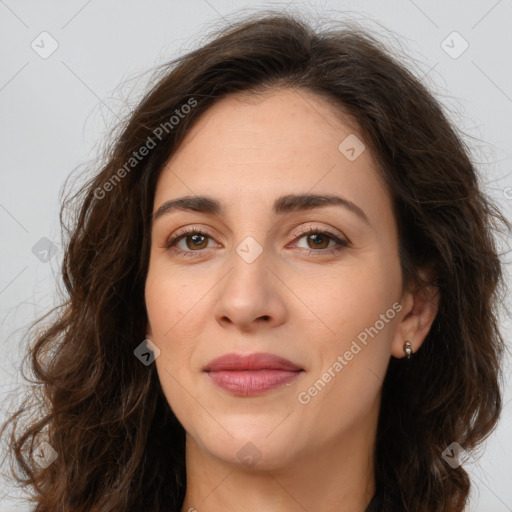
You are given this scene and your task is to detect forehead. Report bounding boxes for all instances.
[153,88,393,228]
[170,88,365,165]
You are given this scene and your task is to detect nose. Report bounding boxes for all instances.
[213,240,288,334]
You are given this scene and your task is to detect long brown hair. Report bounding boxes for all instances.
[2,10,509,512]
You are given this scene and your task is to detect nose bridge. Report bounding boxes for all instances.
[217,193,281,291]
[227,231,270,295]
[212,225,287,329]
[225,193,271,269]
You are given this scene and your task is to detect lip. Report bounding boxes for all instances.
[203,352,304,396]
[204,352,303,372]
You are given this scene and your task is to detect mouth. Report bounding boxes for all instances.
[203,352,304,396]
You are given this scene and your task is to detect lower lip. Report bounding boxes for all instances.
[206,370,302,396]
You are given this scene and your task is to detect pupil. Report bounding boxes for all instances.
[192,235,203,246]
[310,234,325,247]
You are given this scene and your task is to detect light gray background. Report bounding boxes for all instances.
[1,1,511,510]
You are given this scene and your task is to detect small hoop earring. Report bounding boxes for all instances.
[404,341,413,360]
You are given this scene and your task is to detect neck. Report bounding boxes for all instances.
[180,417,377,512]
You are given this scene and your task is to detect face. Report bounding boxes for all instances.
[145,88,409,470]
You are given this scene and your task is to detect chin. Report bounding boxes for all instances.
[191,422,301,471]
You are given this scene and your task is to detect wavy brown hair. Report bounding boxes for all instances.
[1,9,510,512]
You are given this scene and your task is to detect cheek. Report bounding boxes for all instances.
[145,263,207,340]
[295,255,401,412]
[296,298,397,442]
[293,256,400,346]
[145,269,202,430]
[144,268,199,385]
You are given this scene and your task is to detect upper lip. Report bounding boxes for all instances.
[203,352,303,372]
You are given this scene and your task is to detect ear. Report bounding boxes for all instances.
[391,269,440,359]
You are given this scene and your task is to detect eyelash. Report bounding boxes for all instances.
[163,226,349,258]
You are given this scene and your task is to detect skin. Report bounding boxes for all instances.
[145,88,439,512]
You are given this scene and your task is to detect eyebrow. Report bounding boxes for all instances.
[153,193,370,225]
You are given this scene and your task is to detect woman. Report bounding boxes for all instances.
[2,10,509,512]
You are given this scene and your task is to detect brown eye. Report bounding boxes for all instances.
[293,227,348,254]
[165,228,215,254]
[165,226,348,258]
[184,233,209,250]
[305,232,330,250]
